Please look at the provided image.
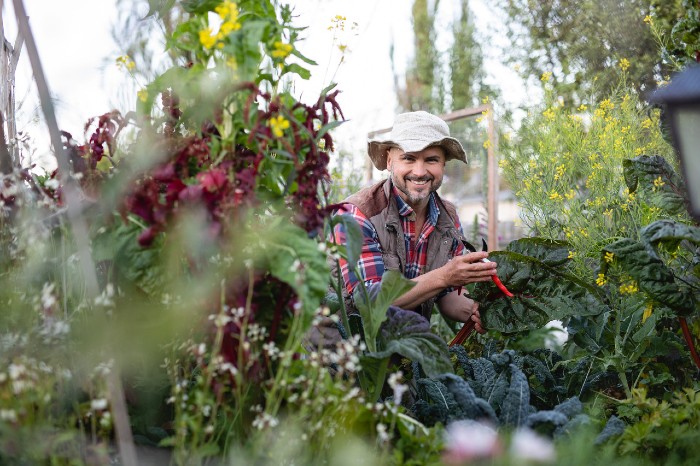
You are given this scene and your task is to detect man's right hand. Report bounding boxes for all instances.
[442,251,497,288]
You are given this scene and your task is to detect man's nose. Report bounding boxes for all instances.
[412,160,427,176]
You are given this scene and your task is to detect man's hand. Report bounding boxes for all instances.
[441,251,497,289]
[437,291,486,334]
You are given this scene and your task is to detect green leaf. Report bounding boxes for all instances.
[602,238,695,315]
[367,307,452,377]
[499,364,532,427]
[331,214,363,267]
[264,221,329,318]
[640,220,700,256]
[353,271,415,352]
[472,251,609,333]
[505,237,571,267]
[281,63,311,80]
[622,155,688,215]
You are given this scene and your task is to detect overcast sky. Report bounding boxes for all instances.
[7,0,530,170]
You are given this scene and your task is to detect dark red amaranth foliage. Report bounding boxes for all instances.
[122,84,344,383]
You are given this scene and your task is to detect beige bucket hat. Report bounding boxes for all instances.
[367,111,468,171]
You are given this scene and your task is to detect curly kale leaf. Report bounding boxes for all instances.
[595,415,626,445]
[553,396,582,418]
[412,378,461,426]
[436,373,497,424]
[555,413,591,438]
[499,364,533,427]
[524,410,569,435]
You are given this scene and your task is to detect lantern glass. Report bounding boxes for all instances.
[672,104,700,217]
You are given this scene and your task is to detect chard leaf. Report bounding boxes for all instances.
[499,364,532,427]
[265,222,329,318]
[366,307,452,377]
[623,155,688,215]
[353,271,415,353]
[602,238,694,315]
[472,251,609,333]
[505,238,571,267]
[641,220,700,255]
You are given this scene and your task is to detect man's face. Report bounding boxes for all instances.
[387,146,446,208]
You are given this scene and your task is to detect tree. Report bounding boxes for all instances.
[499,0,685,104]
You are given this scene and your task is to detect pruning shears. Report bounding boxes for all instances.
[450,238,514,347]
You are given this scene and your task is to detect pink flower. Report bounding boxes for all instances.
[510,428,556,463]
[442,420,500,464]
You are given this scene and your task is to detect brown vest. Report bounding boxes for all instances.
[336,179,465,321]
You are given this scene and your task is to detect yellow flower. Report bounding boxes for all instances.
[604,251,614,263]
[116,55,136,71]
[577,104,587,112]
[643,302,653,322]
[483,139,491,149]
[596,273,607,287]
[565,189,576,200]
[641,118,653,129]
[643,15,652,24]
[482,96,490,104]
[568,250,576,259]
[541,71,552,82]
[271,41,293,59]
[653,176,665,188]
[219,19,241,37]
[604,208,613,217]
[137,89,148,103]
[619,58,630,71]
[549,190,563,201]
[542,108,555,120]
[554,164,565,180]
[619,280,639,295]
[269,115,290,138]
[599,99,615,111]
[199,28,217,49]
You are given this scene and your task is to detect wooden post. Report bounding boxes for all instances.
[486,104,498,251]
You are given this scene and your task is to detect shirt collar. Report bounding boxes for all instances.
[392,186,440,225]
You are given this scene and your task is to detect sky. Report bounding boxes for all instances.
[7,0,532,172]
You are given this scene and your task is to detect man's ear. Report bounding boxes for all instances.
[386,148,394,169]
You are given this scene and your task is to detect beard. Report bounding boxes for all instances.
[390,169,443,206]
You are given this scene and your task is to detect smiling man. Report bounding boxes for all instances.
[324,111,498,342]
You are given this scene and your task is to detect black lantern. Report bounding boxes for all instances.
[649,65,700,219]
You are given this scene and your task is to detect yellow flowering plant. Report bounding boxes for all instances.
[500,71,699,401]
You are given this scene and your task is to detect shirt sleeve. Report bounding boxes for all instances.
[330,204,385,295]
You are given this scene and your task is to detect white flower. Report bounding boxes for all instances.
[510,428,556,463]
[91,398,109,411]
[443,420,499,464]
[387,371,408,406]
[0,409,17,422]
[376,422,389,444]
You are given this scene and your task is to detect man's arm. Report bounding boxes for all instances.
[392,251,497,310]
[436,289,485,333]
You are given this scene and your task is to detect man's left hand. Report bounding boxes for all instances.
[437,291,486,334]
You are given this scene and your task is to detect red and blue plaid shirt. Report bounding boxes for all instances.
[333,186,464,295]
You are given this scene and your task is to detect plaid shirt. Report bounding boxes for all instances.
[333,186,464,295]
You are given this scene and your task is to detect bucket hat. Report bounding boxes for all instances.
[367,111,468,171]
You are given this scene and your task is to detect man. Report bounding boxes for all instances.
[331,110,497,335]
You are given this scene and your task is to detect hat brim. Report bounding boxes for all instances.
[367,137,468,171]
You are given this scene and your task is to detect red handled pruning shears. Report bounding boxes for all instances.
[450,239,514,347]
[456,238,514,298]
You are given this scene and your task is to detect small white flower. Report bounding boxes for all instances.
[91,398,109,411]
[376,422,390,444]
[387,371,408,406]
[0,409,17,422]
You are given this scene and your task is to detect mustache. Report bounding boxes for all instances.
[405,176,433,182]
